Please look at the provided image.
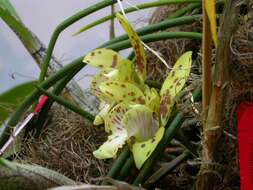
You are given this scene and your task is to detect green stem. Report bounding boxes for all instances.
[35,86,95,122]
[168,3,201,19]
[118,155,135,180]
[38,0,118,83]
[103,146,130,183]
[0,57,85,148]
[102,15,201,47]
[103,32,202,50]
[74,0,201,35]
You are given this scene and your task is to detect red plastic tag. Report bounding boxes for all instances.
[237,102,253,190]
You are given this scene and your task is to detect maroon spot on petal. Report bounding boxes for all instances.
[174,78,179,83]
[113,118,120,125]
[91,52,95,56]
[105,90,110,94]
[98,50,102,54]
[116,115,121,121]
[121,84,126,88]
[137,96,146,104]
[160,105,168,117]
[171,71,175,77]
[141,144,146,148]
[99,65,104,68]
[151,138,156,143]
[134,44,145,73]
[111,54,118,68]
[160,93,172,117]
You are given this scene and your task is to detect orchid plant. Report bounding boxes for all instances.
[83,13,192,169]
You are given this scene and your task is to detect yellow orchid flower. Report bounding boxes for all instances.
[83,12,193,169]
[88,51,192,169]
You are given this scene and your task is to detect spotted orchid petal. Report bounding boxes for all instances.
[93,102,114,126]
[99,80,146,105]
[93,131,128,159]
[104,103,129,133]
[93,103,129,159]
[122,105,159,142]
[118,59,146,92]
[90,68,118,100]
[83,48,124,69]
[118,59,137,82]
[160,51,192,126]
[91,68,118,125]
[132,127,165,169]
[116,13,147,80]
[144,86,160,113]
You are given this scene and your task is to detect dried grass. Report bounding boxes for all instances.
[16,105,111,184]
